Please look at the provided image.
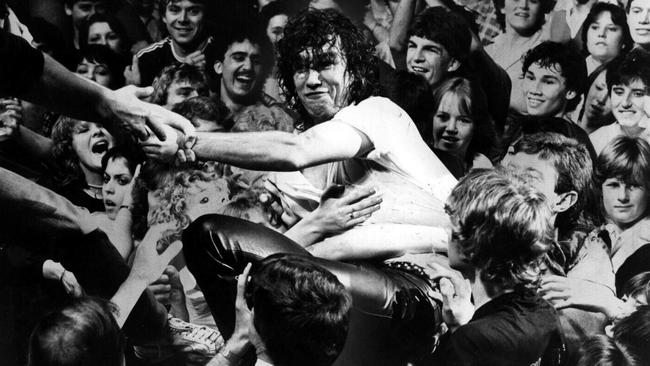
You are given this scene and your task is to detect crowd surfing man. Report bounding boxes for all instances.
[143,8,457,256]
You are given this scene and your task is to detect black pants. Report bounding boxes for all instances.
[183,215,443,365]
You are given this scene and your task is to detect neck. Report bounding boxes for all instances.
[621,123,645,137]
[81,164,103,187]
[220,82,259,114]
[612,215,645,232]
[470,270,512,310]
[506,23,539,39]
[172,36,206,58]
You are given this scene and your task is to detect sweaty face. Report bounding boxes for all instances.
[163,0,205,47]
[76,58,114,88]
[102,157,134,220]
[266,14,288,46]
[71,121,115,172]
[602,177,648,229]
[628,0,650,46]
[503,0,543,35]
[583,70,611,123]
[406,36,455,87]
[586,11,624,63]
[67,1,107,29]
[216,40,264,103]
[293,40,351,123]
[87,21,124,54]
[501,151,560,209]
[165,80,201,109]
[522,62,572,117]
[432,93,475,158]
[611,79,649,127]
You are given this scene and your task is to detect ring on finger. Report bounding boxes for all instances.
[349,211,355,220]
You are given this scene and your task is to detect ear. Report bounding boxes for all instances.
[214,61,223,76]
[565,89,577,101]
[552,190,578,214]
[446,58,461,73]
[64,3,72,16]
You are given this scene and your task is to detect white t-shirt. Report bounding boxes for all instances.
[589,122,650,155]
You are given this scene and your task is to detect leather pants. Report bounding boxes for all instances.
[183,215,443,365]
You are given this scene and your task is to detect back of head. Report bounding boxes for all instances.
[408,6,471,65]
[522,41,588,112]
[446,169,554,290]
[277,8,378,122]
[28,297,125,366]
[250,254,352,366]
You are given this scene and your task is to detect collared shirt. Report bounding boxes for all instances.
[589,121,650,155]
[603,217,650,272]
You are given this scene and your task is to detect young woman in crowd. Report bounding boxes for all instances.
[581,2,633,75]
[577,62,615,134]
[79,13,132,58]
[75,45,127,89]
[427,77,498,172]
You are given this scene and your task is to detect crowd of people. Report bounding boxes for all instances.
[1,0,650,365]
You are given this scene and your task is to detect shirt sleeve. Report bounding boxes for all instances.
[0,29,44,96]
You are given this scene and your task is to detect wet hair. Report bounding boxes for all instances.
[581,3,633,58]
[408,6,472,64]
[445,168,554,291]
[578,306,650,366]
[75,45,127,89]
[595,135,650,192]
[249,253,352,366]
[492,0,554,32]
[149,63,209,106]
[509,132,600,236]
[606,48,650,92]
[276,9,379,125]
[79,13,131,55]
[172,96,233,131]
[522,41,588,112]
[27,297,124,366]
[430,77,498,164]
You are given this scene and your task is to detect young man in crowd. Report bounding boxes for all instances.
[130,0,214,87]
[149,63,210,110]
[211,256,352,366]
[501,132,616,363]
[521,41,587,120]
[206,24,294,132]
[64,0,108,49]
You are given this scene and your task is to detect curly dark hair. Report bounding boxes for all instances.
[276,9,379,125]
[408,6,472,64]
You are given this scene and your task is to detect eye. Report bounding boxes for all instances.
[88,35,101,43]
[633,91,646,98]
[612,87,624,95]
[407,41,416,49]
[232,54,246,62]
[200,196,209,204]
[524,72,534,81]
[436,112,450,122]
[458,117,473,124]
[589,24,599,31]
[118,177,132,185]
[103,174,110,184]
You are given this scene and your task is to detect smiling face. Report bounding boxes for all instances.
[432,92,475,158]
[71,121,115,173]
[215,39,264,104]
[523,62,574,117]
[102,157,133,220]
[586,11,625,62]
[611,79,649,127]
[583,70,612,122]
[602,177,648,229]
[87,21,124,54]
[406,36,456,87]
[266,14,288,46]
[76,58,114,88]
[503,0,543,35]
[163,0,205,47]
[293,39,351,123]
[628,0,650,46]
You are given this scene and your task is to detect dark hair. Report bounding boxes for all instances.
[492,0,554,32]
[172,96,233,131]
[150,63,209,106]
[578,61,616,125]
[79,13,131,54]
[382,69,434,135]
[408,6,471,64]
[510,132,600,236]
[595,135,650,192]
[27,297,125,366]
[430,77,498,164]
[606,48,650,92]
[277,9,379,125]
[622,271,650,301]
[445,168,554,291]
[249,253,352,366]
[75,45,127,89]
[581,3,633,59]
[522,41,588,112]
[578,306,650,366]
[101,146,141,174]
[261,1,291,29]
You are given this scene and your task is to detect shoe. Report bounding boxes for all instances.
[134,316,225,363]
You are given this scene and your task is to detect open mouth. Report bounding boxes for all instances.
[104,199,116,208]
[514,12,529,18]
[409,66,428,74]
[91,140,109,154]
[441,136,459,143]
[234,73,255,84]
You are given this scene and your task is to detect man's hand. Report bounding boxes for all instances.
[102,85,198,144]
[0,98,22,139]
[185,50,206,70]
[128,223,183,286]
[428,263,474,332]
[312,185,382,234]
[149,265,184,305]
[124,55,142,86]
[140,123,182,162]
[540,275,617,312]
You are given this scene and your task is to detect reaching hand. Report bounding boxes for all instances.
[60,269,84,298]
[540,275,616,312]
[129,223,183,286]
[313,184,382,234]
[185,50,206,70]
[124,55,142,86]
[0,98,22,140]
[234,263,254,340]
[140,123,182,162]
[428,263,474,331]
[121,164,140,207]
[149,265,185,306]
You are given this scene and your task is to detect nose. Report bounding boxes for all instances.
[103,180,115,195]
[305,69,322,88]
[445,118,458,134]
[413,47,424,62]
[597,26,606,38]
[241,56,252,71]
[643,9,650,24]
[618,185,630,202]
[519,0,530,9]
[179,9,189,22]
[621,91,633,108]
